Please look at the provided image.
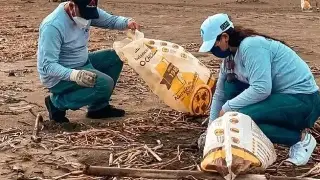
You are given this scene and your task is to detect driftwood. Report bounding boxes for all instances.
[31,113,43,143]
[144,144,162,162]
[83,166,318,180]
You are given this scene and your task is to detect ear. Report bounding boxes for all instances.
[69,1,75,8]
[68,2,80,17]
[221,32,229,42]
[69,2,77,16]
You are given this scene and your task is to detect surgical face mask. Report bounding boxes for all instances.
[210,46,231,58]
[72,16,89,29]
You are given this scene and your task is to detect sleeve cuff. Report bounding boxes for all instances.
[66,69,74,81]
[222,101,232,112]
[122,17,131,29]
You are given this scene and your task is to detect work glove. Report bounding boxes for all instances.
[70,70,97,87]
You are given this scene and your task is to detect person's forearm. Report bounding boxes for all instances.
[210,96,225,121]
[209,67,227,121]
[42,61,73,81]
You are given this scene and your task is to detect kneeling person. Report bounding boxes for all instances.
[37,0,140,123]
[198,13,320,166]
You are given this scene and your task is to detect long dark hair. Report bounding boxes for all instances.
[218,26,288,83]
[216,25,288,47]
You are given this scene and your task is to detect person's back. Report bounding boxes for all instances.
[235,36,319,94]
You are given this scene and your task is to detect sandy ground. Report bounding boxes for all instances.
[1,0,320,179]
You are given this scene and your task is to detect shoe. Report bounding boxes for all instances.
[86,105,125,119]
[45,96,70,123]
[285,133,317,166]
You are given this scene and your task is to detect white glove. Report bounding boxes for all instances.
[70,70,97,87]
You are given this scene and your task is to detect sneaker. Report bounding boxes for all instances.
[285,133,317,166]
[45,96,70,123]
[86,105,125,119]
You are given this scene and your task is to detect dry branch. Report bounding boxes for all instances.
[298,163,320,177]
[144,145,162,162]
[109,153,114,166]
[0,128,21,135]
[83,166,319,180]
[52,170,83,180]
[31,113,43,143]
[55,145,115,151]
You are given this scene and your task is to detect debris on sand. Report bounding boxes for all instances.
[0,109,320,179]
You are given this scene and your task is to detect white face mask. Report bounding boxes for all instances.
[72,16,89,29]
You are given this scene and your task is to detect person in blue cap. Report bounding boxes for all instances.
[37,0,140,123]
[198,13,320,166]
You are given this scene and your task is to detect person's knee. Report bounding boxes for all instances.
[112,51,124,69]
[239,107,261,121]
[118,59,124,69]
[115,58,123,71]
[94,74,114,97]
[100,49,124,69]
[224,80,249,100]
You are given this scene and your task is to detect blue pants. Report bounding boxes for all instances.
[50,49,123,112]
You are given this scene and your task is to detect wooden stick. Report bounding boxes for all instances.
[0,128,21,135]
[28,109,37,117]
[144,145,162,162]
[54,145,115,151]
[53,171,83,180]
[201,117,209,126]
[84,166,319,180]
[298,163,320,178]
[109,153,113,166]
[31,113,43,143]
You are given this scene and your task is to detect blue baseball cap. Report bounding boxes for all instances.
[199,13,234,52]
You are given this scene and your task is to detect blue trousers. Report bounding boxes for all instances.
[50,49,123,112]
